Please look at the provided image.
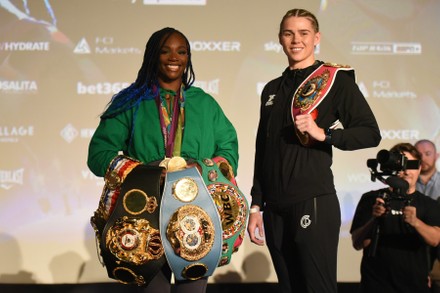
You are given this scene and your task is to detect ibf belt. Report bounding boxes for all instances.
[160,167,223,281]
[90,155,165,286]
[291,63,354,146]
[198,158,249,267]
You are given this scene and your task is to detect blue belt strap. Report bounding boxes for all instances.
[160,167,223,281]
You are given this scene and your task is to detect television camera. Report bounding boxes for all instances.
[367,149,420,202]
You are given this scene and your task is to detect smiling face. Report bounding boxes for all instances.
[279,16,320,70]
[157,32,189,91]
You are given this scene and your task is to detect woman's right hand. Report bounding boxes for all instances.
[247,207,265,246]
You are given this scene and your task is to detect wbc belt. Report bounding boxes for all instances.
[197,158,248,266]
[160,166,223,281]
[91,155,165,286]
[291,63,354,146]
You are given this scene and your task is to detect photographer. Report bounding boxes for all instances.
[350,143,440,293]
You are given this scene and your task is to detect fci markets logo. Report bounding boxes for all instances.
[73,37,141,55]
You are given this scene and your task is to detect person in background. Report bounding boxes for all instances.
[415,139,440,200]
[88,27,239,293]
[351,143,440,293]
[415,139,440,292]
[247,8,381,293]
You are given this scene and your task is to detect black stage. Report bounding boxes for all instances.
[0,282,359,293]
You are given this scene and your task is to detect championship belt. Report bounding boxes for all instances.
[90,155,165,286]
[160,165,223,281]
[291,63,354,146]
[198,158,249,267]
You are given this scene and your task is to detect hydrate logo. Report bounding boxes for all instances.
[0,41,49,51]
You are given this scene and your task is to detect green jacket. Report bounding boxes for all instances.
[87,86,238,177]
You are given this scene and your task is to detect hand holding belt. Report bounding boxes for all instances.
[291,63,353,146]
[197,158,249,267]
[160,166,223,281]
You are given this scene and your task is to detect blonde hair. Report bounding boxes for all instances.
[279,8,319,35]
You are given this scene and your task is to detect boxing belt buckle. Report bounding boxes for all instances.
[198,158,249,267]
[291,63,352,146]
[91,155,166,286]
[160,167,223,281]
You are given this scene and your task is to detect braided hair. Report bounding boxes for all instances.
[101,27,195,119]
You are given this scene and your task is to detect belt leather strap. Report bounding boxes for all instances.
[291,63,355,146]
[91,159,165,286]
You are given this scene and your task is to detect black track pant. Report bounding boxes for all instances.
[264,194,341,293]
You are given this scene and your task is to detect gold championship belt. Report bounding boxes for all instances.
[291,63,354,146]
[198,158,249,266]
[90,155,165,286]
[160,164,223,281]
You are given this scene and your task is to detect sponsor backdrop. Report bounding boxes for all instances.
[1,0,439,285]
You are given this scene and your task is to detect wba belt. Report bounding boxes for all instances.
[91,155,165,286]
[197,158,249,267]
[291,63,354,146]
[160,167,223,281]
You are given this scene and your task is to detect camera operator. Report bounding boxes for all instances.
[350,143,440,293]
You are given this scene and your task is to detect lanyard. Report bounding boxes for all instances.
[156,88,183,157]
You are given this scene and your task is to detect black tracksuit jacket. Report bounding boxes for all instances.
[251,60,381,208]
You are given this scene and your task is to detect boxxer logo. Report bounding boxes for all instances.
[189,41,240,52]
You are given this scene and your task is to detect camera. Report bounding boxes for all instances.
[367,149,420,197]
[367,149,420,176]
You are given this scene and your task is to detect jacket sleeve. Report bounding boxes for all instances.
[250,85,270,208]
[330,72,382,151]
[87,114,130,177]
[212,100,239,176]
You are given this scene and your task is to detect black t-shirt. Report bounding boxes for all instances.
[351,188,440,293]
